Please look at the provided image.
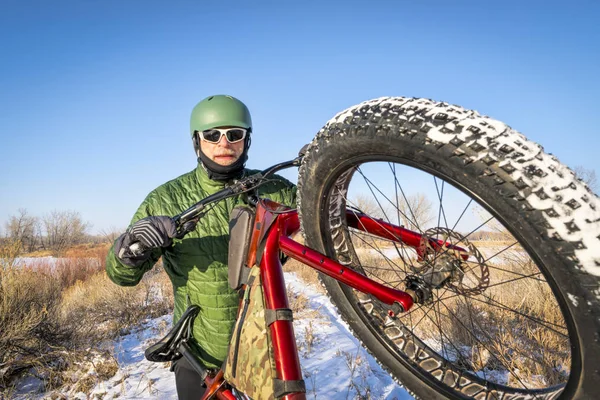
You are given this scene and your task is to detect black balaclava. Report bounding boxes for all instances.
[196,133,250,181]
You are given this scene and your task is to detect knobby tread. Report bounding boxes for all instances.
[296,97,600,400]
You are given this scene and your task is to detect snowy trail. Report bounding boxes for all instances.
[285,273,412,399]
[32,272,413,399]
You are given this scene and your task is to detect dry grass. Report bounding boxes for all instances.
[304,321,317,354]
[0,264,69,387]
[61,272,151,341]
[0,238,22,267]
[0,241,173,395]
[338,348,373,400]
[60,353,120,396]
[72,374,97,395]
[284,258,325,294]
[287,283,310,313]
[351,231,395,250]
[470,240,519,248]
[20,249,54,257]
[351,241,570,389]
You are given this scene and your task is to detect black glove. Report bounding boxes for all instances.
[115,216,178,267]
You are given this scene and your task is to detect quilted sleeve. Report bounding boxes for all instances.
[260,173,297,208]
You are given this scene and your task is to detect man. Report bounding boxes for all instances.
[106,95,296,399]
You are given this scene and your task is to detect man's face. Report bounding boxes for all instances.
[199,126,246,166]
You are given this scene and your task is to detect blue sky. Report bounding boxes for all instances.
[1,1,598,234]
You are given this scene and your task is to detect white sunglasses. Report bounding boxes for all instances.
[199,128,248,144]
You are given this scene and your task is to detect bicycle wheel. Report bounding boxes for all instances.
[297,97,600,399]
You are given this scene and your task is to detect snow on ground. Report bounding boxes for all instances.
[16,272,413,400]
[285,273,412,400]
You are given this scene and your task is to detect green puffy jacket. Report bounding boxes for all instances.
[106,165,296,368]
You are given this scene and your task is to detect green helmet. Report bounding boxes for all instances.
[190,95,252,137]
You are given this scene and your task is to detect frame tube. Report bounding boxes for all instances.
[261,214,306,400]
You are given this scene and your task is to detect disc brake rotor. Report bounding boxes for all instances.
[416,227,490,296]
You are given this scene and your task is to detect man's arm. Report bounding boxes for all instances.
[275,175,297,208]
[285,183,297,208]
[258,172,297,208]
[105,244,161,286]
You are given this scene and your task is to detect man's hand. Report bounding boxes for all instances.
[129,216,178,249]
[115,216,178,267]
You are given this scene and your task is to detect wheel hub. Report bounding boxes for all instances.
[406,227,490,304]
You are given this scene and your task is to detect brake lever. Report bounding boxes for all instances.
[174,215,201,239]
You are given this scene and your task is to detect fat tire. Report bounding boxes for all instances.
[297,97,600,399]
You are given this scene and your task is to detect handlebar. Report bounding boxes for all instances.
[128,153,304,257]
[174,155,302,231]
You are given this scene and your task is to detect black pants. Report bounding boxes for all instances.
[172,357,207,400]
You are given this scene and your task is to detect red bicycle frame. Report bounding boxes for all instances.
[204,198,468,400]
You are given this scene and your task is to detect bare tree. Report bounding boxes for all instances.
[4,209,39,253]
[98,226,125,244]
[349,192,434,231]
[41,210,91,255]
[397,193,434,232]
[472,206,515,242]
[349,194,389,219]
[574,166,598,194]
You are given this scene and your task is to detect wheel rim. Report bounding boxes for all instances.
[319,157,577,399]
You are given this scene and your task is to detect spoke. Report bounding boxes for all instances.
[344,194,418,271]
[433,288,567,335]
[427,215,496,264]
[433,177,449,230]
[418,295,486,375]
[357,263,405,273]
[433,287,449,361]
[391,163,402,228]
[464,294,488,382]
[482,241,520,264]
[386,163,421,231]
[390,163,410,268]
[452,294,560,399]
[457,245,546,287]
[388,163,420,329]
[451,216,495,246]
[473,262,547,283]
[347,230,408,282]
[451,198,473,233]
[438,297,537,394]
[405,286,453,330]
[351,235,406,275]
[484,272,545,291]
[398,287,460,321]
[472,293,568,336]
[357,167,396,226]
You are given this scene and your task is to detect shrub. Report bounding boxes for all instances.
[0,245,173,394]
[60,265,172,344]
[0,266,70,389]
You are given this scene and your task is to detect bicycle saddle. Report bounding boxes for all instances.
[145,305,200,362]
